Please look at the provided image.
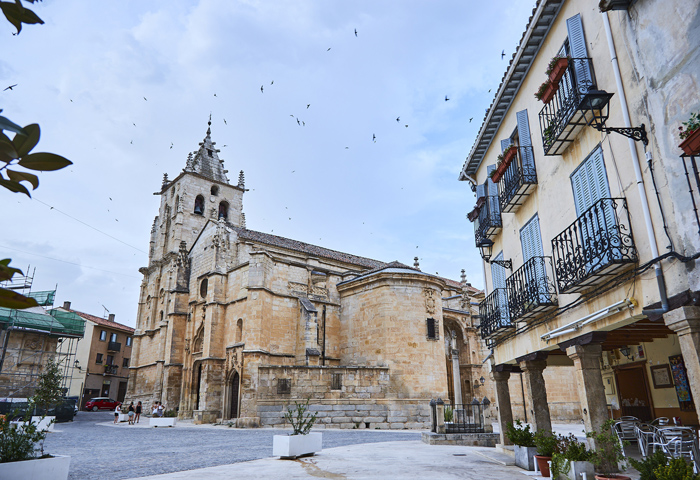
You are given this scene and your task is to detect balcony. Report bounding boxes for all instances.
[551,198,638,294]
[473,195,502,248]
[479,288,512,340]
[539,58,600,156]
[506,256,558,322]
[104,364,118,375]
[498,146,538,213]
[107,341,121,352]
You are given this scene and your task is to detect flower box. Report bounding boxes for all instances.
[491,147,518,183]
[548,58,569,85]
[273,432,322,459]
[540,81,557,104]
[679,127,700,156]
[149,417,177,427]
[118,413,130,422]
[566,460,595,480]
[0,454,70,480]
[513,445,538,470]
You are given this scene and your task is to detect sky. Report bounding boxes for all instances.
[1,0,534,327]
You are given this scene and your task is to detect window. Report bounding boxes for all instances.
[123,358,130,367]
[277,378,291,394]
[95,353,103,364]
[235,319,243,343]
[106,355,114,366]
[200,279,208,298]
[331,373,342,390]
[194,195,205,215]
[426,318,439,340]
[218,201,229,221]
[126,337,132,347]
[99,330,107,341]
[110,333,117,343]
[211,185,219,196]
[207,149,213,157]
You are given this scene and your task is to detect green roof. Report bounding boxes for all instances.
[0,307,85,338]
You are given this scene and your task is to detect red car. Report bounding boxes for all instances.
[85,397,121,412]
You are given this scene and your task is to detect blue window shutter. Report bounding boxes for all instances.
[516,109,535,170]
[566,14,593,90]
[520,215,544,262]
[491,252,507,289]
[501,138,512,152]
[476,184,485,199]
[571,146,611,215]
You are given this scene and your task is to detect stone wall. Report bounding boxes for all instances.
[256,365,431,429]
[0,331,58,398]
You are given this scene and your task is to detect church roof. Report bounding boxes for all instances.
[184,118,229,184]
[228,226,386,269]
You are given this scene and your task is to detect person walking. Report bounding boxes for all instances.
[127,402,135,425]
[114,403,121,424]
[135,401,142,423]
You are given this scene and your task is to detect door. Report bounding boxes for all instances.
[195,363,203,411]
[229,371,240,419]
[101,381,111,397]
[615,363,653,421]
[117,381,128,403]
[491,253,509,326]
[520,215,548,303]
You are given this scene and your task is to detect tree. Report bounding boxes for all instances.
[31,356,64,416]
[1,0,72,309]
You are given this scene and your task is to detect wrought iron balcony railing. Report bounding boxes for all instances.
[506,256,558,322]
[474,195,502,248]
[499,146,538,213]
[104,364,118,375]
[539,58,599,156]
[107,341,121,352]
[479,288,511,340]
[551,198,638,294]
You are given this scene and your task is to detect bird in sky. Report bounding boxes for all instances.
[271,80,274,85]
[445,95,449,101]
[302,121,305,126]
[130,140,133,144]
[354,28,357,37]
[501,50,505,59]
[170,143,173,149]
[405,124,408,128]
[345,146,349,149]
[327,47,331,51]
[222,145,227,147]
[290,114,295,117]
[307,104,310,109]
[4,84,17,91]
[297,118,300,125]
[214,93,217,97]
[488,89,491,93]
[143,97,147,101]
[70,99,73,102]
[469,117,473,122]
[373,134,376,142]
[223,118,227,125]
[291,171,295,173]
[396,117,400,122]
[260,85,264,93]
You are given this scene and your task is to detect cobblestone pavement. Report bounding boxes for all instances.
[44,412,420,480]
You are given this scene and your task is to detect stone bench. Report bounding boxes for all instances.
[149,417,177,427]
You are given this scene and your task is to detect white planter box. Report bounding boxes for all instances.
[150,417,177,427]
[565,460,595,480]
[118,413,130,422]
[30,416,55,432]
[513,445,538,471]
[0,454,70,480]
[273,432,322,458]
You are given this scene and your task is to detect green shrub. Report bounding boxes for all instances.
[0,410,48,463]
[559,433,593,462]
[587,419,626,476]
[534,430,560,457]
[284,399,317,436]
[630,450,668,480]
[505,420,536,447]
[444,406,453,423]
[163,409,178,418]
[655,458,699,480]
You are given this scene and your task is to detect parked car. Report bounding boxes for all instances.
[0,397,75,423]
[84,397,120,411]
[64,396,79,416]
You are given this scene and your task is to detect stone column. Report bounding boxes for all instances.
[451,333,463,406]
[664,306,700,421]
[492,370,514,446]
[566,344,608,447]
[519,358,552,434]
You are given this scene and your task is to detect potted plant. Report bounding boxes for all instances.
[491,145,518,183]
[444,405,454,424]
[534,430,560,478]
[506,420,538,471]
[272,399,322,459]
[587,419,629,480]
[551,433,595,480]
[546,55,571,85]
[535,79,557,104]
[629,449,668,480]
[30,357,63,433]
[678,111,700,156]
[543,124,556,148]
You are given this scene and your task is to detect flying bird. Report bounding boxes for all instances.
[297,118,300,125]
[345,146,349,149]
[488,89,491,93]
[4,84,17,91]
[501,50,505,59]
[372,134,376,142]
[130,140,133,144]
[223,118,227,125]
[469,117,473,122]
[214,93,217,97]
[307,104,310,109]
[271,80,274,85]
[396,117,400,122]
[143,97,147,101]
[170,143,173,149]
[260,85,264,93]
[354,29,357,37]
[109,197,112,201]
[405,124,408,128]
[327,47,331,51]
[302,121,305,126]
[445,95,449,101]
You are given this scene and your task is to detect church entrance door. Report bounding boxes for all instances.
[195,363,203,410]
[229,371,240,418]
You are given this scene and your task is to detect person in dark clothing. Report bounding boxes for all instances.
[127,402,135,425]
[135,401,142,423]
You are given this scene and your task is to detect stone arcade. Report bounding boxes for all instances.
[125,121,486,428]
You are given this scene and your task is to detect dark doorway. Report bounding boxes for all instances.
[615,361,653,421]
[101,382,111,397]
[117,382,128,403]
[195,364,202,410]
[230,371,240,419]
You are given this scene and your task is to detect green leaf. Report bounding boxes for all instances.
[0,115,27,136]
[0,286,39,309]
[0,2,23,34]
[7,169,39,189]
[16,3,42,25]
[13,123,40,157]
[0,134,18,162]
[18,152,72,171]
[0,178,31,196]
[0,259,24,282]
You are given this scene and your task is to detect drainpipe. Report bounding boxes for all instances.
[602,12,669,316]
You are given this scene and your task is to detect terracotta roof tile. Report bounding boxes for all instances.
[68,309,134,333]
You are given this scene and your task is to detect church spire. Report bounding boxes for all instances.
[183,117,230,184]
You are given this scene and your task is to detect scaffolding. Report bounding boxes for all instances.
[0,268,85,399]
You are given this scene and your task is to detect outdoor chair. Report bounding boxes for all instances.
[635,423,657,459]
[613,419,639,455]
[654,427,698,473]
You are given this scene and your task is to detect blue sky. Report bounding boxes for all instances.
[1,0,534,326]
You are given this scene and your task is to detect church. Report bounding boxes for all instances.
[125,121,486,429]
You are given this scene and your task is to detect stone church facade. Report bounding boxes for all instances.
[125,121,487,429]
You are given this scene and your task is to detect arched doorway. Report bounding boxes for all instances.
[195,363,203,410]
[229,371,240,419]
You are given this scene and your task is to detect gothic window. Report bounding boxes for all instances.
[211,185,219,196]
[194,195,205,215]
[235,319,243,343]
[426,318,439,340]
[159,311,164,323]
[331,373,342,390]
[218,201,229,221]
[200,279,208,298]
[193,328,204,353]
[207,148,213,157]
[159,288,165,303]
[277,378,291,395]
